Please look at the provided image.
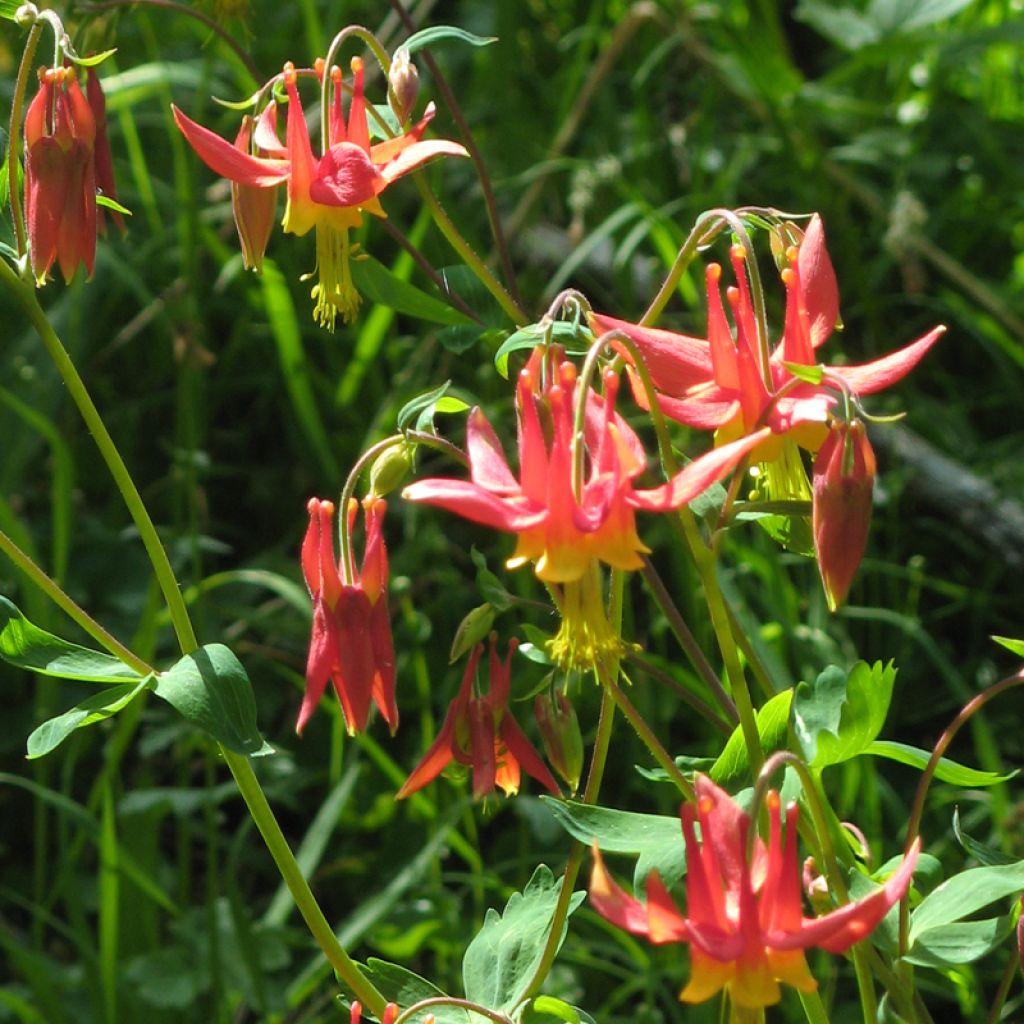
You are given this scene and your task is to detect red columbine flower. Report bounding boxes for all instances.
[84,67,124,237]
[812,419,876,610]
[24,66,98,284]
[403,348,769,670]
[299,496,397,735]
[590,774,920,1012]
[591,214,944,460]
[172,57,468,329]
[397,637,559,800]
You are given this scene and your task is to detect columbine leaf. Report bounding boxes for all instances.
[155,644,269,756]
[65,47,118,68]
[494,321,589,379]
[96,195,133,217]
[354,960,468,1024]
[462,864,585,1014]
[397,380,457,432]
[352,257,473,326]
[0,597,144,684]
[542,799,684,890]
[865,740,1018,787]
[952,807,1017,866]
[792,661,895,770]
[711,689,793,784]
[909,860,1024,946]
[401,25,497,55]
[992,635,1024,658]
[27,677,154,758]
[781,361,825,384]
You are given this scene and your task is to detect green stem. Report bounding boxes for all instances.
[0,259,200,655]
[224,751,386,1016]
[797,989,831,1024]
[602,673,693,800]
[518,685,617,1004]
[398,997,511,1024]
[9,19,43,262]
[676,511,764,777]
[1,258,384,1009]
[0,526,153,676]
[414,175,528,326]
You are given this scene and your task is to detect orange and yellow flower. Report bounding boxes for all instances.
[173,58,467,329]
[590,774,920,1011]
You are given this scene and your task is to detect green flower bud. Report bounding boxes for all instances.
[449,604,495,664]
[535,690,583,794]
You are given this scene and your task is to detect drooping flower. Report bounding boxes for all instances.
[535,690,584,794]
[172,57,468,329]
[229,104,281,272]
[590,774,920,1011]
[24,66,98,284]
[397,637,559,800]
[403,347,770,670]
[591,214,944,460]
[299,496,397,735]
[812,418,876,610]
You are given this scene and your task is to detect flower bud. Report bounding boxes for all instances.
[535,690,583,794]
[812,419,876,611]
[388,47,419,123]
[369,441,412,498]
[449,603,495,663]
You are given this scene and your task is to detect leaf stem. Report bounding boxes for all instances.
[0,526,154,677]
[8,18,43,263]
[223,750,387,1016]
[0,259,199,655]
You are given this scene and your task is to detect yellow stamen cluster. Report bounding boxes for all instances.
[547,563,625,675]
[307,225,361,331]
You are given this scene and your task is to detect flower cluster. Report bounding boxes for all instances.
[404,346,769,672]
[592,215,944,606]
[24,64,122,285]
[173,55,467,330]
[590,775,920,1010]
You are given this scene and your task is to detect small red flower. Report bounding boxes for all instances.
[397,637,559,800]
[590,774,919,1010]
[812,419,877,610]
[173,58,467,328]
[591,214,944,459]
[299,496,397,735]
[24,66,98,284]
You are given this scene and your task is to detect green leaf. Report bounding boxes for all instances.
[868,0,975,34]
[356,960,468,1024]
[522,997,595,1024]
[471,547,516,612]
[494,321,589,379]
[66,47,118,68]
[792,661,895,770]
[0,0,24,18]
[865,740,1018,787]
[396,380,463,432]
[780,361,824,384]
[27,677,154,758]
[711,689,793,784]
[992,635,1024,658]
[542,799,683,890]
[0,597,144,684]
[905,916,1013,969]
[462,864,585,1014]
[155,644,269,756]
[952,807,1017,866]
[909,859,1024,945]
[351,257,473,326]
[401,25,498,55]
[95,194,132,217]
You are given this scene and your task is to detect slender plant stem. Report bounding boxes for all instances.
[413,174,528,326]
[0,527,153,676]
[224,751,387,1016]
[602,674,694,800]
[623,650,733,736]
[387,0,523,310]
[1,259,384,1010]
[518,686,617,1004]
[398,997,511,1024]
[0,259,199,655]
[675,511,764,777]
[9,19,43,262]
[899,668,1024,955]
[639,557,738,723]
